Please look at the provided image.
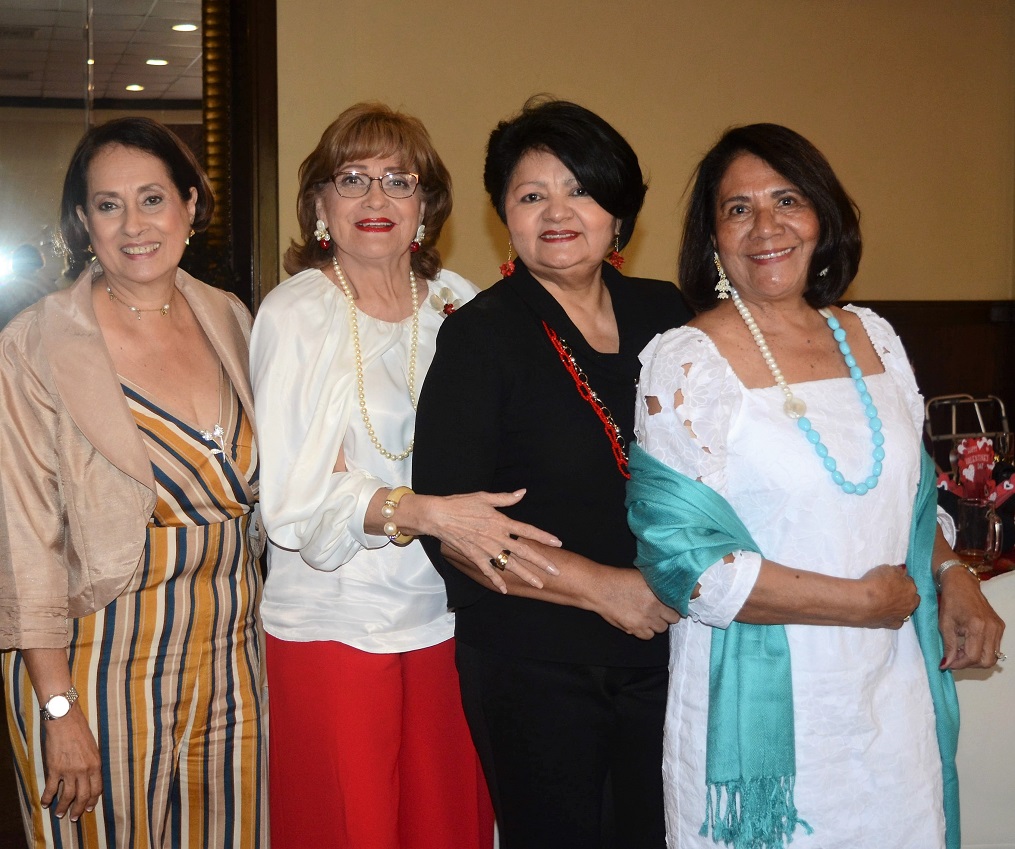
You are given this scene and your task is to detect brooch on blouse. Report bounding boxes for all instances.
[429,287,462,318]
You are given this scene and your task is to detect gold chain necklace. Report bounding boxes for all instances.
[106,285,174,319]
[331,257,420,462]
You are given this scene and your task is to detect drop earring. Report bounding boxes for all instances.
[713,251,732,299]
[185,228,195,246]
[607,235,624,270]
[410,223,425,254]
[314,219,332,251]
[499,242,516,277]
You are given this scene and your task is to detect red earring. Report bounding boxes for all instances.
[499,242,516,277]
[410,223,425,253]
[314,219,332,251]
[607,235,624,270]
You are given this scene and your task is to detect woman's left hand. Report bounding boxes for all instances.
[938,567,1006,669]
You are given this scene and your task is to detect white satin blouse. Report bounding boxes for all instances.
[250,267,477,652]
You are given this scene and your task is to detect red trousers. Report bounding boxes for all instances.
[266,635,494,849]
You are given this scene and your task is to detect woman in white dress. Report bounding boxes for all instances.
[250,103,559,849]
[627,123,1005,849]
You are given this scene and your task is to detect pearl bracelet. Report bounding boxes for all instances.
[380,486,415,546]
[934,558,979,592]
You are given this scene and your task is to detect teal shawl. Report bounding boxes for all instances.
[626,444,960,849]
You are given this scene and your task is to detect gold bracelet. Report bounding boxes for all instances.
[934,558,979,592]
[380,486,415,546]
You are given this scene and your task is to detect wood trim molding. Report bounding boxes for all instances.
[199,0,278,310]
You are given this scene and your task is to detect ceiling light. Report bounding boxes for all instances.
[172,23,198,32]
[125,84,144,92]
[146,59,168,66]
[86,58,94,65]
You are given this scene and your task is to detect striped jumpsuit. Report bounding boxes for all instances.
[4,374,266,849]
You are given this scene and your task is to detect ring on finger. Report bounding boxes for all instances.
[490,549,511,571]
[996,650,1007,662]
[902,614,911,622]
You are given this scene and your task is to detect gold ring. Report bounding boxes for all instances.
[902,615,911,622]
[996,650,1007,662]
[490,549,511,571]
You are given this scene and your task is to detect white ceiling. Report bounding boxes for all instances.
[0,0,202,101]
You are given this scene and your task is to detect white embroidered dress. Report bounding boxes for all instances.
[250,267,477,652]
[635,306,945,848]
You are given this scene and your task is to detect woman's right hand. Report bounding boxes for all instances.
[403,489,563,593]
[856,564,920,629]
[40,707,102,821]
[592,567,682,640]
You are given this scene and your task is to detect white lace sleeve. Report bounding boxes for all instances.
[636,328,762,627]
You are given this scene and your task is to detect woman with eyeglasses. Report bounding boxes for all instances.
[250,102,560,849]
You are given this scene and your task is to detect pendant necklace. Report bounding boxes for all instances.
[332,257,420,462]
[106,285,174,318]
[729,286,885,495]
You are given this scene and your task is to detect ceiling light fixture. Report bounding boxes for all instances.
[172,23,198,32]
[146,59,168,66]
[125,84,144,92]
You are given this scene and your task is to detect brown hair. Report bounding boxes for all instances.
[284,102,452,280]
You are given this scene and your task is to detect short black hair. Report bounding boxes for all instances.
[60,117,213,270]
[484,97,646,249]
[679,123,862,312]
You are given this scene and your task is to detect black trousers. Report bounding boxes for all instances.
[455,643,668,849]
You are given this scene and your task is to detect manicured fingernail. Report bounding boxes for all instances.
[71,816,79,822]
[548,566,560,575]
[55,812,64,819]
[939,658,948,669]
[86,807,95,813]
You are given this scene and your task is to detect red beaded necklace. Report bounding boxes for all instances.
[542,321,630,479]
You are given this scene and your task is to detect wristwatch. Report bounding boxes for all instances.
[40,687,79,721]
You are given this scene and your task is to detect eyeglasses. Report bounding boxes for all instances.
[331,171,420,199]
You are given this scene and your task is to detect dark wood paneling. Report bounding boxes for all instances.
[849,300,1015,416]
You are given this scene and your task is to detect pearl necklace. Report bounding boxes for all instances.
[332,257,420,462]
[729,287,885,495]
[106,284,173,318]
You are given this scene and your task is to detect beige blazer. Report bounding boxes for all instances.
[0,267,255,650]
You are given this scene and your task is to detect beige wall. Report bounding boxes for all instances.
[276,0,1015,301]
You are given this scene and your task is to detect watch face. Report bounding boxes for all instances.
[46,695,71,718]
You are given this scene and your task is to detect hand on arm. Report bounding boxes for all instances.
[21,648,101,821]
[733,559,919,629]
[933,530,1005,669]
[364,487,562,593]
[442,541,680,639]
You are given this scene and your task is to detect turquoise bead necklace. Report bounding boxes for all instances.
[729,287,884,495]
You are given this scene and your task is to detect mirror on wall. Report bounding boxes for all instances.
[0,0,203,286]
[0,0,277,313]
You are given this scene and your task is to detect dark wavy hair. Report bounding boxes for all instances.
[679,123,862,313]
[284,102,452,280]
[484,96,647,250]
[60,117,213,271]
